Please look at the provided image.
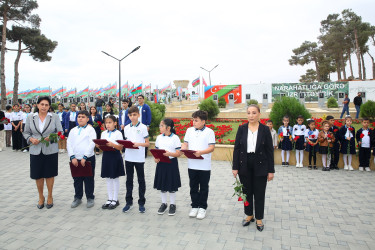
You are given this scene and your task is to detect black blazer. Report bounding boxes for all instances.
[0,111,5,130]
[233,122,275,177]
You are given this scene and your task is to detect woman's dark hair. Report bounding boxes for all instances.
[163,118,176,134]
[79,102,86,111]
[105,103,113,112]
[37,96,51,105]
[307,119,315,126]
[90,106,97,115]
[24,104,31,110]
[49,107,55,112]
[12,103,19,108]
[122,98,132,108]
[6,105,12,111]
[58,103,64,108]
[104,115,117,123]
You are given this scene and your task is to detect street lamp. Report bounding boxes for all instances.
[102,46,141,110]
[200,64,219,86]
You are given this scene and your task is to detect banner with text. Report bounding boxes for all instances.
[271,82,349,102]
[204,85,242,104]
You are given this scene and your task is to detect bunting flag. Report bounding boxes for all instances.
[202,77,208,87]
[131,84,142,95]
[192,77,200,87]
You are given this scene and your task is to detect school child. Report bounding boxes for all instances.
[119,98,131,132]
[327,115,340,170]
[10,104,23,151]
[182,110,215,220]
[154,118,181,216]
[278,116,293,167]
[305,119,319,170]
[102,104,114,120]
[89,106,103,155]
[356,117,373,172]
[266,120,278,149]
[4,105,12,147]
[67,111,97,208]
[64,103,78,136]
[99,115,125,209]
[21,104,32,152]
[122,106,150,213]
[56,104,67,153]
[292,115,306,168]
[0,109,8,152]
[318,120,335,171]
[338,116,356,171]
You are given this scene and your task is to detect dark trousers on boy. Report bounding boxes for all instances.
[330,142,340,169]
[359,147,371,167]
[73,156,96,200]
[125,161,146,205]
[188,169,211,210]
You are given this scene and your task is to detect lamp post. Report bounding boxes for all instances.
[200,64,219,86]
[102,46,141,110]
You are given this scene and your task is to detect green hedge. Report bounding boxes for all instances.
[360,100,375,120]
[247,99,258,105]
[147,101,166,140]
[327,97,338,108]
[198,99,220,120]
[218,97,226,108]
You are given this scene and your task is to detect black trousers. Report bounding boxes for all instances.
[73,156,96,200]
[21,124,28,151]
[359,147,371,168]
[239,154,267,220]
[12,121,23,150]
[308,150,317,165]
[330,143,340,167]
[125,161,146,205]
[188,169,211,209]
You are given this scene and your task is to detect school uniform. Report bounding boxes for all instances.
[329,125,340,169]
[64,111,78,135]
[278,126,292,150]
[304,128,319,167]
[67,125,97,200]
[292,124,306,150]
[318,131,335,154]
[123,122,149,206]
[21,112,33,151]
[154,133,181,192]
[56,111,66,135]
[0,111,5,151]
[100,129,125,178]
[91,114,103,152]
[270,128,278,148]
[184,126,215,210]
[338,126,356,154]
[10,111,24,150]
[356,128,373,169]
[4,112,12,147]
[118,109,130,132]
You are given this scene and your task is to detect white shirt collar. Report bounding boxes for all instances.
[33,112,53,117]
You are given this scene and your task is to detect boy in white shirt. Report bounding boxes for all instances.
[122,106,150,213]
[67,110,97,208]
[266,120,278,149]
[182,110,215,220]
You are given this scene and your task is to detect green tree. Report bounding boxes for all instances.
[6,25,57,104]
[299,69,317,83]
[198,99,219,120]
[327,96,338,108]
[0,0,39,109]
[359,100,375,120]
[218,97,226,108]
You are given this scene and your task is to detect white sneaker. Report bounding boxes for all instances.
[295,164,299,168]
[365,167,371,172]
[300,164,304,168]
[196,208,206,220]
[359,167,364,171]
[22,149,28,153]
[189,208,199,218]
[348,165,354,171]
[344,165,349,170]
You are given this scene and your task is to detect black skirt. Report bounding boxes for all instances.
[294,135,305,150]
[30,153,58,179]
[12,120,23,150]
[305,139,319,153]
[101,150,125,178]
[153,157,181,192]
[319,146,333,154]
[281,136,292,150]
[67,121,76,136]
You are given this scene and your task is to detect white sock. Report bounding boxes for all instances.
[299,150,304,165]
[281,150,285,162]
[113,178,120,201]
[296,150,300,165]
[343,154,348,166]
[161,192,167,204]
[348,154,352,165]
[169,192,176,205]
[322,154,327,167]
[106,178,113,201]
[286,151,290,162]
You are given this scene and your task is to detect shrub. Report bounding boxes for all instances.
[218,97,226,108]
[360,100,375,120]
[269,97,311,128]
[247,99,258,106]
[198,99,220,120]
[327,96,338,108]
[51,103,58,111]
[147,101,166,140]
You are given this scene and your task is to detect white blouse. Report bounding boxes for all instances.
[247,129,258,153]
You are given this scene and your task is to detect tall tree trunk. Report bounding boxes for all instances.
[314,59,321,82]
[354,28,362,79]
[12,40,22,105]
[340,51,347,80]
[336,59,342,81]
[367,52,375,79]
[1,7,8,110]
[347,48,354,78]
[361,52,366,80]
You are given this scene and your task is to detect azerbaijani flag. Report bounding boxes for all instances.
[176,87,182,96]
[160,83,171,93]
[6,90,13,98]
[25,87,39,98]
[131,84,142,95]
[38,87,50,96]
[144,84,151,91]
[154,88,159,103]
[192,77,200,87]
[64,88,75,97]
[95,88,103,96]
[52,87,65,97]
[202,77,208,87]
[104,83,117,95]
[77,86,89,97]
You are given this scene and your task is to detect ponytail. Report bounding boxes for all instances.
[163,118,176,134]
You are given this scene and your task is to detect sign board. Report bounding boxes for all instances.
[205,85,242,104]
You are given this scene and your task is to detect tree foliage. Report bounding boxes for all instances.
[299,69,317,83]
[327,96,338,108]
[146,101,166,140]
[198,99,220,120]
[218,97,226,108]
[359,100,375,120]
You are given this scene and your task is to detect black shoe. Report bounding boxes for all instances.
[46,198,53,209]
[256,222,264,232]
[308,166,312,170]
[102,200,112,209]
[108,200,119,209]
[327,167,330,171]
[286,162,289,167]
[335,165,339,170]
[158,203,168,215]
[313,166,317,170]
[168,204,176,216]
[37,197,45,209]
[242,217,255,227]
[282,162,285,167]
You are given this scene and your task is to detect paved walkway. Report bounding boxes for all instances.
[0,149,375,249]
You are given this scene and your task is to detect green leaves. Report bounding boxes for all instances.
[198,99,220,120]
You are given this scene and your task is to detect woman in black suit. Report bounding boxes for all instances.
[232,104,275,232]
